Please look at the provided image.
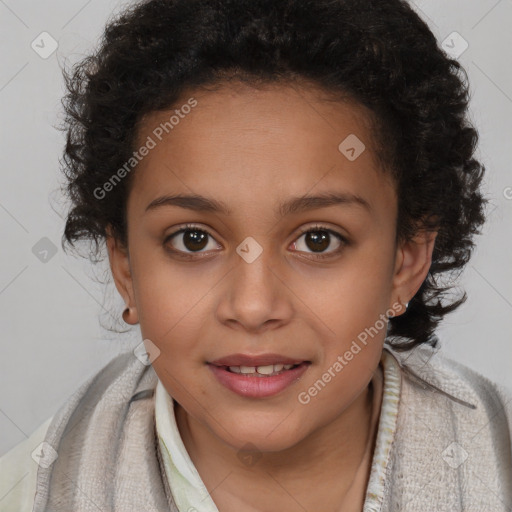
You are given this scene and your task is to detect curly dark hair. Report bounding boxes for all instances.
[59,0,488,351]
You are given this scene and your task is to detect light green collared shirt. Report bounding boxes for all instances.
[154,348,402,512]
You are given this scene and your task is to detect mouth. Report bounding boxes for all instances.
[208,352,310,368]
[215,362,305,377]
[207,361,311,398]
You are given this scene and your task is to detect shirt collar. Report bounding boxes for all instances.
[155,347,401,512]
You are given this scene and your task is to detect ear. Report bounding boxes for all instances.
[105,225,138,324]
[389,227,438,316]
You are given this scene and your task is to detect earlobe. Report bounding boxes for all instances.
[105,225,139,324]
[390,229,438,315]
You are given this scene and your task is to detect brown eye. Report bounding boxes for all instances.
[180,229,208,251]
[292,225,347,258]
[164,224,219,255]
[303,230,330,252]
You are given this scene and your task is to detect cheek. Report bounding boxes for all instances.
[129,243,213,332]
[136,279,209,400]
[294,248,393,327]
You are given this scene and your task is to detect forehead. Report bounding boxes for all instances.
[129,81,396,220]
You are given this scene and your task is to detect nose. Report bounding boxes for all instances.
[215,249,294,333]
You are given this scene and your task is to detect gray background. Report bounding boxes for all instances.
[1,0,511,456]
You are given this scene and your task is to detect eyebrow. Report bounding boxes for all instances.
[144,192,372,217]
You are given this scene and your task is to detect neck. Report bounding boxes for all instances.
[174,364,384,510]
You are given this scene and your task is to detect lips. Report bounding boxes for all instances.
[208,361,311,398]
[208,353,309,367]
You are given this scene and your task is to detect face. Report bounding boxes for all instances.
[107,81,436,454]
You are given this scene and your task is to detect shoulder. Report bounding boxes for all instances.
[389,342,512,416]
[387,342,512,466]
[0,416,54,512]
[381,343,512,508]
[0,350,151,512]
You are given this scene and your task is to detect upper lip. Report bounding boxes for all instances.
[208,353,309,367]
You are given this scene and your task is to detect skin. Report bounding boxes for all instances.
[106,81,437,511]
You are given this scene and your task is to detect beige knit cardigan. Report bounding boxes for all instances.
[31,344,512,511]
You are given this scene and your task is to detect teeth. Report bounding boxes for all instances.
[228,363,297,375]
[254,364,274,375]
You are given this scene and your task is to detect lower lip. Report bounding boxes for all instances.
[207,362,310,398]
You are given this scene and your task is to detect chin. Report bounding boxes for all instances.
[213,419,306,454]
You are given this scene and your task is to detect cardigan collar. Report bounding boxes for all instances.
[32,343,512,511]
